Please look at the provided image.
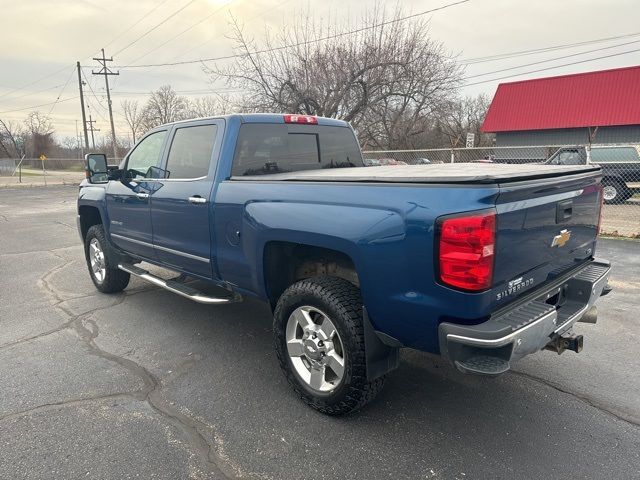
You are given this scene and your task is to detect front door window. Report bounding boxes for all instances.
[126,131,167,179]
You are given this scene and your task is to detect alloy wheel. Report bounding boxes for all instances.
[89,237,106,284]
[285,306,346,393]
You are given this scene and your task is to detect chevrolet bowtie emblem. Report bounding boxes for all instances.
[551,229,571,247]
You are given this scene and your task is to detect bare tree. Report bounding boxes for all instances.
[23,111,54,157]
[206,5,461,149]
[61,136,78,150]
[438,94,493,149]
[0,119,25,158]
[141,85,189,131]
[121,99,144,143]
[188,95,233,118]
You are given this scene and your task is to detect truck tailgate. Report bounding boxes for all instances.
[490,169,602,308]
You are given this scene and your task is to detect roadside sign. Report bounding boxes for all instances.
[465,133,475,148]
[39,153,47,185]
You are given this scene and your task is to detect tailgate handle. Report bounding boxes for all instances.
[556,199,573,223]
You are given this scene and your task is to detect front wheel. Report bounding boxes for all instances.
[84,225,130,293]
[273,276,385,415]
[602,180,631,204]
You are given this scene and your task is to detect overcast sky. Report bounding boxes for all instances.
[1,0,639,140]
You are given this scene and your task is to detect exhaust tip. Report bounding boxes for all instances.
[578,305,598,324]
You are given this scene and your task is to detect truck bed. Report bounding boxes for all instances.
[232,163,601,184]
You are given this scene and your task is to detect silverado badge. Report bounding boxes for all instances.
[551,229,571,247]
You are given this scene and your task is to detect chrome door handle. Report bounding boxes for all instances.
[136,192,149,199]
[188,196,207,204]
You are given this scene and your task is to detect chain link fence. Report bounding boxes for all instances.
[363,144,640,238]
[1,145,638,237]
[0,157,87,186]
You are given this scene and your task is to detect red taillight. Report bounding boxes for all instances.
[438,211,496,291]
[283,114,318,124]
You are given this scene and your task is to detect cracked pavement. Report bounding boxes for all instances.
[0,185,639,480]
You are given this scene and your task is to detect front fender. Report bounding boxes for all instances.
[77,184,109,239]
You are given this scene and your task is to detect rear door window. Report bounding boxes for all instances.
[232,124,363,176]
[165,124,218,179]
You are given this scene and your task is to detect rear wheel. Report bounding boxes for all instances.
[273,276,385,415]
[602,180,631,204]
[84,225,130,293]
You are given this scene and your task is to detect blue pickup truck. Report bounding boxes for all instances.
[78,114,611,415]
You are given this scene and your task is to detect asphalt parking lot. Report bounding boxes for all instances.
[0,185,639,480]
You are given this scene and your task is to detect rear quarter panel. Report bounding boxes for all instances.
[213,180,500,352]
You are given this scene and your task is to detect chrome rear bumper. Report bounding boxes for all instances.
[439,259,611,375]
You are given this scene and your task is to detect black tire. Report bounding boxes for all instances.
[602,179,631,204]
[273,276,385,415]
[84,224,130,293]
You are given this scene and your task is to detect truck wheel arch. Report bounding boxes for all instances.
[78,205,104,240]
[263,241,360,310]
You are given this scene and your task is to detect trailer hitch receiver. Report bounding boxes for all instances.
[545,333,583,355]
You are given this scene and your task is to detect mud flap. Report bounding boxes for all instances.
[363,307,400,381]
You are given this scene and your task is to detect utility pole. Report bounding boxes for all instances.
[86,115,100,149]
[92,49,119,159]
[76,61,89,149]
[75,120,83,159]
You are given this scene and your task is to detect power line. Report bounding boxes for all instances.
[47,67,76,115]
[110,88,243,96]
[112,0,197,57]
[117,0,472,68]
[5,47,636,115]
[0,82,65,102]
[465,38,640,80]
[81,68,110,115]
[102,0,173,51]
[172,0,292,62]
[124,0,240,65]
[0,12,193,103]
[0,64,72,100]
[0,115,79,125]
[85,94,109,123]
[464,47,640,87]
[0,96,79,114]
[460,30,640,64]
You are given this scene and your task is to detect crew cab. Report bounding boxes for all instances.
[78,114,611,415]
[545,145,640,203]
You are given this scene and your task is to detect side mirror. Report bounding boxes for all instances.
[147,165,170,179]
[85,153,108,184]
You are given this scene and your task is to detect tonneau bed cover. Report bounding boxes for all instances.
[231,163,601,184]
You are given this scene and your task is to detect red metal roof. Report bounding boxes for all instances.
[481,65,640,133]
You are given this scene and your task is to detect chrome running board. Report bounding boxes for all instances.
[118,263,242,305]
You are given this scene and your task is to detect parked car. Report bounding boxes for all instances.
[363,158,381,166]
[364,157,407,166]
[78,114,611,415]
[470,157,495,163]
[545,145,640,203]
[407,157,431,165]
